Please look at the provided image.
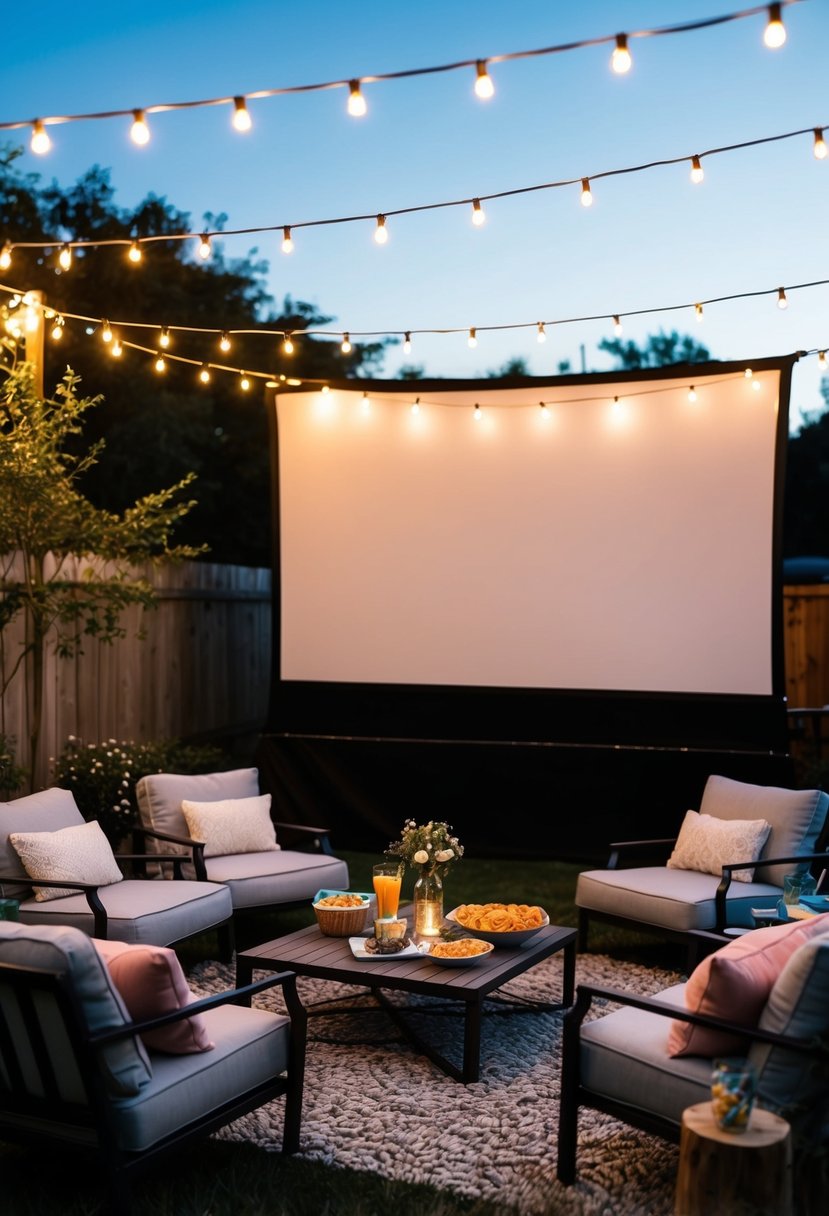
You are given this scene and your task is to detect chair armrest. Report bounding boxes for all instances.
[89,970,307,1045]
[274,821,335,855]
[129,825,208,881]
[0,874,109,937]
[714,850,829,932]
[566,981,815,1057]
[606,838,676,869]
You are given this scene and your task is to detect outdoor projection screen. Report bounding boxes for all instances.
[273,363,788,701]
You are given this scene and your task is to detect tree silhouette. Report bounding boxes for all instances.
[599,329,711,369]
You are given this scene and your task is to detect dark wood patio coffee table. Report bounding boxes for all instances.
[236,913,576,1083]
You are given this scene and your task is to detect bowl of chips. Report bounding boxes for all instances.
[312,890,372,937]
[446,902,549,946]
[426,937,495,967]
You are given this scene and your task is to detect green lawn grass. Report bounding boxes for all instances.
[1,851,682,1215]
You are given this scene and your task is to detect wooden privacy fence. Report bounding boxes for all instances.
[1,565,826,792]
[0,558,271,790]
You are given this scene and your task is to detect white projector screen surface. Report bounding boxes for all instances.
[275,370,781,695]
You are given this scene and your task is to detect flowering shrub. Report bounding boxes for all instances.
[52,735,227,848]
[386,819,464,879]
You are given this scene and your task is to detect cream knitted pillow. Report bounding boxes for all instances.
[180,794,279,858]
[667,810,771,883]
[10,819,123,901]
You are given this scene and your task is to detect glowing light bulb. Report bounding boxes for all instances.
[403,332,412,354]
[472,198,485,226]
[361,391,370,415]
[155,355,166,373]
[580,178,593,207]
[101,321,113,344]
[474,60,494,100]
[814,129,828,160]
[688,386,697,403]
[199,364,211,384]
[695,302,704,323]
[31,120,51,155]
[24,301,38,333]
[690,155,704,184]
[50,317,64,341]
[347,79,367,117]
[764,4,786,48]
[752,379,762,392]
[282,334,294,355]
[341,333,352,354]
[777,286,788,309]
[240,373,251,391]
[611,34,632,74]
[0,243,11,270]
[468,327,478,349]
[128,240,142,264]
[374,215,388,244]
[745,367,753,378]
[281,226,294,254]
[473,402,482,422]
[198,234,212,260]
[321,384,330,394]
[411,397,420,416]
[818,351,828,370]
[537,322,546,344]
[159,326,170,348]
[58,244,72,271]
[111,338,123,357]
[539,401,550,420]
[130,109,150,145]
[232,96,252,132]
[613,315,623,336]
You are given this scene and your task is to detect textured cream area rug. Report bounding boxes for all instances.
[190,952,682,1215]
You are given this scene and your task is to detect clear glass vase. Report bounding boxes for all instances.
[413,869,444,937]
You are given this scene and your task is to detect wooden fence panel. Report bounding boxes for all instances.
[1,558,271,789]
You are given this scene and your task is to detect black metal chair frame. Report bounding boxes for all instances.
[578,843,829,971]
[0,825,236,960]
[557,976,817,1185]
[0,958,307,1214]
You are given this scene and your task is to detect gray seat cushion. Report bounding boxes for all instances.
[0,921,151,1097]
[580,983,711,1125]
[204,850,349,910]
[750,937,829,1139]
[16,879,232,946]
[576,866,780,932]
[135,769,260,857]
[700,776,829,887]
[111,1003,290,1152]
[0,788,84,898]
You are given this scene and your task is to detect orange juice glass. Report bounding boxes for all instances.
[373,862,403,919]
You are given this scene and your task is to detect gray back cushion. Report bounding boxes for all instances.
[750,936,829,1140]
[0,788,84,898]
[0,921,151,1100]
[700,775,828,887]
[135,768,260,857]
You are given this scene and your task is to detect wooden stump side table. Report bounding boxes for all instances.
[674,1102,792,1216]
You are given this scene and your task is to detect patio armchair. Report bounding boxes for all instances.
[0,921,306,1213]
[576,775,829,969]
[135,767,349,923]
[0,787,234,957]
[557,920,829,1187]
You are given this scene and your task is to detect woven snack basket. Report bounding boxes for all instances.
[313,895,369,937]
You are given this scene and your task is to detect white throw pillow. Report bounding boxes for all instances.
[667,809,771,883]
[180,794,279,858]
[10,819,124,901]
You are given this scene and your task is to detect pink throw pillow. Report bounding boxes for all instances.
[92,938,214,1054]
[667,913,829,1058]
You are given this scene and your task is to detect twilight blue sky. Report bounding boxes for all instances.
[3,0,827,428]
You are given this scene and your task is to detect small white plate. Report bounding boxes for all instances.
[348,937,421,960]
